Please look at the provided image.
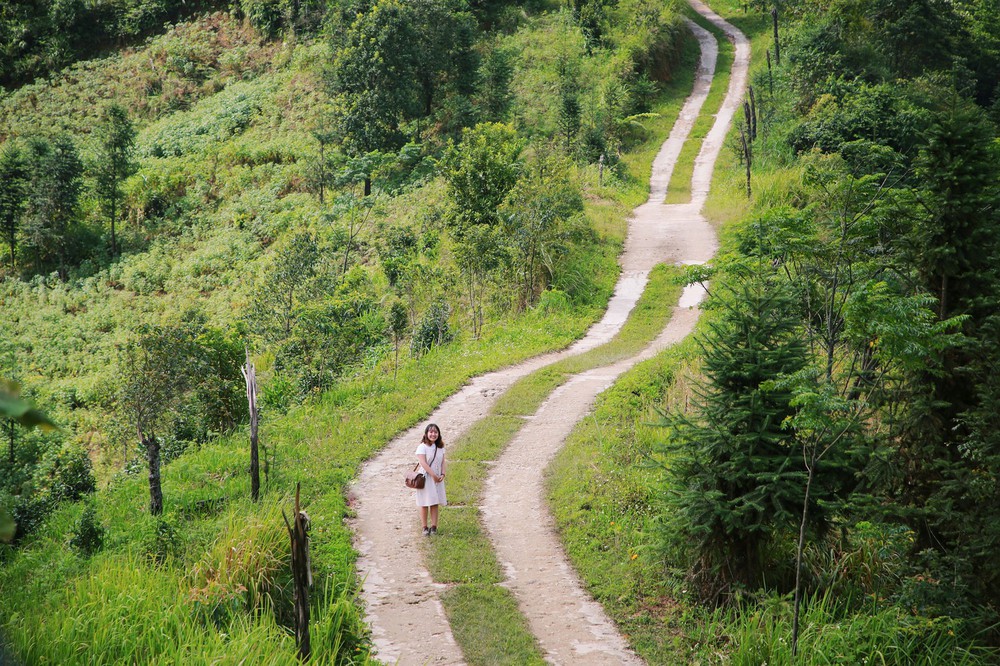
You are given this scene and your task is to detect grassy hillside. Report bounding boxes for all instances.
[0,0,691,662]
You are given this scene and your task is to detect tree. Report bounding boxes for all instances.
[249,232,321,342]
[500,150,583,308]
[475,44,515,122]
[23,134,83,279]
[888,93,1000,605]
[557,58,582,154]
[441,122,523,336]
[387,299,408,380]
[329,191,376,280]
[117,326,197,515]
[94,104,137,257]
[0,143,27,270]
[328,0,478,192]
[657,261,809,600]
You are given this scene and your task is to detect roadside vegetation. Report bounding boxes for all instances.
[550,0,1000,662]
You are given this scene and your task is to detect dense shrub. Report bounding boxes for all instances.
[31,442,96,504]
[69,503,106,555]
[411,300,453,356]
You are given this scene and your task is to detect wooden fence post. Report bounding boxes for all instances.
[283,483,312,660]
[241,349,260,502]
[740,125,752,199]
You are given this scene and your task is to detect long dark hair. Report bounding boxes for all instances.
[422,423,444,448]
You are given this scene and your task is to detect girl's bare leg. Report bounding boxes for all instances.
[429,505,439,529]
[420,506,429,528]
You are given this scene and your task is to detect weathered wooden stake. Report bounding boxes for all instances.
[743,100,753,145]
[241,348,260,502]
[598,153,605,187]
[740,125,752,199]
[748,86,758,140]
[283,483,312,661]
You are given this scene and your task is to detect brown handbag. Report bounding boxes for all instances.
[404,465,426,489]
[404,447,437,489]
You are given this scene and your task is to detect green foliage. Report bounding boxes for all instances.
[656,261,810,598]
[329,0,478,158]
[31,441,96,504]
[0,0,226,89]
[442,122,523,232]
[500,149,585,308]
[0,143,27,269]
[22,134,85,279]
[0,380,57,431]
[411,300,453,356]
[93,104,137,256]
[69,503,106,555]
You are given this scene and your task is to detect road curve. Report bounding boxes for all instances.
[349,4,748,663]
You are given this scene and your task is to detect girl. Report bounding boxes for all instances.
[415,423,446,536]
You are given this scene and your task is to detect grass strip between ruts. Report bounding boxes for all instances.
[425,263,683,665]
[663,3,736,204]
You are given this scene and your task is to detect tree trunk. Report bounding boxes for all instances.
[144,433,163,516]
[740,126,752,198]
[364,177,371,197]
[110,193,118,257]
[792,449,817,657]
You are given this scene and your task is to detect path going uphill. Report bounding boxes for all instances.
[349,2,749,662]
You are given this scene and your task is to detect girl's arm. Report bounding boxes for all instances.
[417,453,433,477]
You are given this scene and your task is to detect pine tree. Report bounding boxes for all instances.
[657,262,809,599]
[23,135,83,279]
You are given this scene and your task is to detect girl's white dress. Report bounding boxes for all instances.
[414,443,446,507]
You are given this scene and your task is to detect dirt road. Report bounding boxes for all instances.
[349,3,749,663]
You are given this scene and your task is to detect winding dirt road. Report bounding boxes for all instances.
[349,3,749,663]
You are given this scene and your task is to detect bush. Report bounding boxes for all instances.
[10,494,52,542]
[69,503,106,556]
[411,300,453,357]
[144,517,180,565]
[31,442,96,504]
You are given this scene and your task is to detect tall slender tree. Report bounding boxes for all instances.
[0,143,27,270]
[23,135,83,279]
[94,104,137,257]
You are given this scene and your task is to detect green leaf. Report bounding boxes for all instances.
[0,380,58,431]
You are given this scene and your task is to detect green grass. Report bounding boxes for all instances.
[615,27,703,209]
[441,585,547,666]
[662,5,736,204]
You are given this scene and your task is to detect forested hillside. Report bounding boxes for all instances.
[0,0,685,662]
[547,0,1000,662]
